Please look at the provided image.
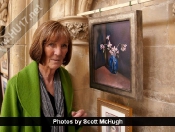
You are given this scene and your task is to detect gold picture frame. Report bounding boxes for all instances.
[97,98,132,132]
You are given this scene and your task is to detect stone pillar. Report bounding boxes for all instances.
[59,16,89,109]
[9,0,27,77]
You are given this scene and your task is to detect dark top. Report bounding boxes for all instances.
[41,92,68,132]
[41,92,57,132]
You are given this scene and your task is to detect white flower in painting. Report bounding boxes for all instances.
[111,46,117,52]
[100,44,104,49]
[106,35,110,40]
[107,42,112,49]
[121,44,127,51]
[100,44,105,52]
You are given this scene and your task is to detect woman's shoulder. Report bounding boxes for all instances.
[58,66,71,80]
[8,61,38,84]
[20,61,38,73]
[59,66,69,74]
[7,74,18,85]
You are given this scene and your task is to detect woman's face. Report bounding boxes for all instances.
[41,35,68,70]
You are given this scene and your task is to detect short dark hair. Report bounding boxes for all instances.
[29,20,72,66]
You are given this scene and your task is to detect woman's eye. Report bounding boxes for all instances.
[48,43,55,47]
[62,44,68,48]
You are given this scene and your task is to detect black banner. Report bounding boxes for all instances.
[0,117,175,126]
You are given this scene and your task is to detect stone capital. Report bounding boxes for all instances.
[58,16,88,45]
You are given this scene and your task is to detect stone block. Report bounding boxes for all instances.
[143,47,175,91]
[142,3,168,46]
[73,88,103,117]
[144,90,175,104]
[9,44,26,76]
[143,0,167,7]
[65,45,89,90]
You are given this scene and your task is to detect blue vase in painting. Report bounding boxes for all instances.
[108,55,118,74]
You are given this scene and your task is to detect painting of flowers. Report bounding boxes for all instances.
[89,10,143,99]
[93,20,131,92]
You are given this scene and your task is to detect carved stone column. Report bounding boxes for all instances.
[58,16,89,99]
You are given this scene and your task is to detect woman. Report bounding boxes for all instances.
[0,20,87,132]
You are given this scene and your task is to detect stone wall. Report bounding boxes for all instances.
[77,0,175,132]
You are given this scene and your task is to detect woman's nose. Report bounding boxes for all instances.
[54,47,62,55]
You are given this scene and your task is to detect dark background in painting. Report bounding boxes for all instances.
[93,20,131,79]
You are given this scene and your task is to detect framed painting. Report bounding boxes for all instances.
[0,48,10,77]
[1,75,7,98]
[97,98,132,132]
[89,10,143,100]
